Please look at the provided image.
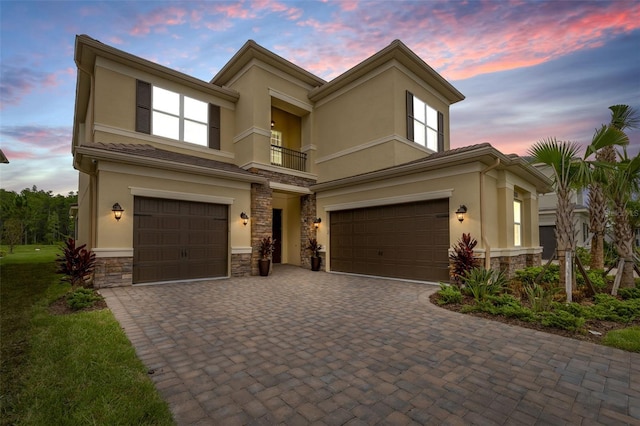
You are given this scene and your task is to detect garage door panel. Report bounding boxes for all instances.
[134,197,228,284]
[330,199,449,282]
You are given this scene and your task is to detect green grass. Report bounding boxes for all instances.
[602,326,640,353]
[1,245,174,425]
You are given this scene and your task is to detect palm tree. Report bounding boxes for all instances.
[607,150,640,289]
[587,105,639,270]
[529,139,584,300]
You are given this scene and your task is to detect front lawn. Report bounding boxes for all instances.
[0,245,175,425]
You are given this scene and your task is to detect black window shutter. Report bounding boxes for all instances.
[437,111,444,152]
[406,91,414,141]
[209,104,220,150]
[136,80,151,134]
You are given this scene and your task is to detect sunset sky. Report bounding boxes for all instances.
[1,0,639,195]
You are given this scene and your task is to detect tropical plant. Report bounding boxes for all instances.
[66,287,103,310]
[258,236,276,260]
[436,283,463,305]
[307,238,322,257]
[586,105,638,270]
[528,139,585,299]
[56,237,96,288]
[449,233,480,287]
[523,283,562,312]
[461,268,507,302]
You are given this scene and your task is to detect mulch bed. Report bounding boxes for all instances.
[429,293,639,346]
[49,291,108,316]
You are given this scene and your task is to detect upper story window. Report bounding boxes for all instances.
[406,91,444,152]
[136,80,220,149]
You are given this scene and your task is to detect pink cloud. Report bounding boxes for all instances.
[129,6,188,36]
[2,126,71,157]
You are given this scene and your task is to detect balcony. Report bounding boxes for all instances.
[271,145,306,172]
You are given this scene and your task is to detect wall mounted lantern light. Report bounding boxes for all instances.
[313,217,322,229]
[455,205,467,223]
[240,212,249,226]
[271,120,275,128]
[112,202,124,221]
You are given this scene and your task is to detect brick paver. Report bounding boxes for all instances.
[100,265,640,425]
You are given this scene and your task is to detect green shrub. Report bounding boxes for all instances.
[590,294,640,323]
[575,246,590,267]
[576,269,607,291]
[523,283,561,312]
[437,283,463,305]
[619,287,640,300]
[554,302,587,318]
[539,310,585,331]
[67,288,102,311]
[462,268,507,302]
[515,264,560,286]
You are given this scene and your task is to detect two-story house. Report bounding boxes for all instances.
[71,35,550,287]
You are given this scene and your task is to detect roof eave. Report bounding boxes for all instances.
[74,145,266,185]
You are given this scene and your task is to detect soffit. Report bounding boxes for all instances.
[211,40,326,88]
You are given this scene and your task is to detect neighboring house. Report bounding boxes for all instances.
[535,164,590,260]
[71,35,551,287]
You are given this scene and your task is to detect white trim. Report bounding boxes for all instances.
[129,187,235,205]
[232,246,252,254]
[270,182,312,195]
[269,88,313,112]
[315,134,432,165]
[324,189,453,212]
[240,161,318,180]
[93,248,134,257]
[233,126,271,143]
[471,247,543,258]
[93,123,236,159]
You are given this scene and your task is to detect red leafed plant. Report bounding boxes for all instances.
[57,238,96,288]
[449,233,480,287]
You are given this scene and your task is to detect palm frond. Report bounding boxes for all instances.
[609,104,640,131]
[585,125,628,159]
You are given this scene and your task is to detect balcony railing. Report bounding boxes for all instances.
[271,145,306,172]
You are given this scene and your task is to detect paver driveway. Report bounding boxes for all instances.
[100,265,640,425]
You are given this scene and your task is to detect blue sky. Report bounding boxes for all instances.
[1,0,639,195]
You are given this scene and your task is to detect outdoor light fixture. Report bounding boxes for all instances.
[313,217,322,229]
[455,205,467,223]
[112,202,124,221]
[271,120,275,128]
[240,212,249,226]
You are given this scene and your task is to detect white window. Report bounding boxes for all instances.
[514,200,522,247]
[152,86,208,146]
[411,96,439,151]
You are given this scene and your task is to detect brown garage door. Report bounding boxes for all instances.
[330,199,450,282]
[133,197,228,284]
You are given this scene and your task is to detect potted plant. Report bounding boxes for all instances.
[258,236,275,276]
[307,238,323,271]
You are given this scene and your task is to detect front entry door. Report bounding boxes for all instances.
[272,209,282,263]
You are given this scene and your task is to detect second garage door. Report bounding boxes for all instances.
[330,199,450,282]
[133,197,228,284]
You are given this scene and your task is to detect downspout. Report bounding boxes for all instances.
[480,158,501,269]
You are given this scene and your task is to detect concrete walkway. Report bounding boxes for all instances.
[100,265,640,425]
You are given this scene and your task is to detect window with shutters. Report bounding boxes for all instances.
[136,80,220,149]
[406,91,444,152]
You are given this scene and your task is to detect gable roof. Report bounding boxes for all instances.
[308,40,465,104]
[311,143,552,193]
[74,142,265,184]
[211,40,327,88]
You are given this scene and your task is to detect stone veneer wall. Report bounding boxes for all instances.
[93,257,133,288]
[487,252,542,278]
[248,168,317,275]
[231,253,252,277]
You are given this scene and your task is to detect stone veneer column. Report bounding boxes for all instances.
[250,181,273,275]
[300,193,318,270]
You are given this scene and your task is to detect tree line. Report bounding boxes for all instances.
[1,186,77,251]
